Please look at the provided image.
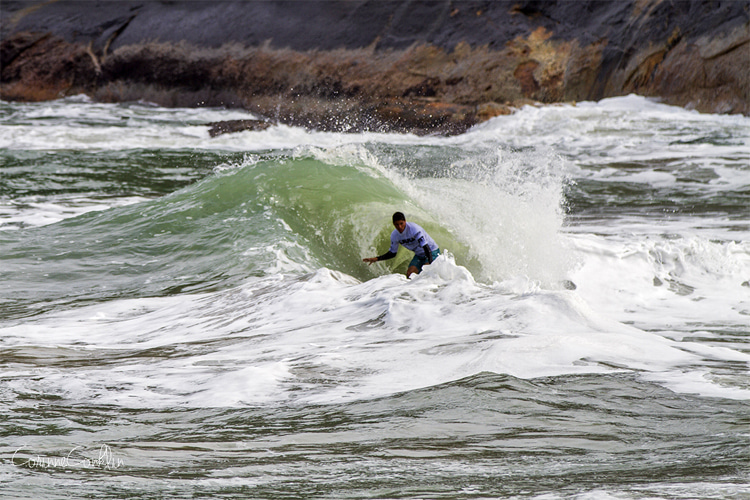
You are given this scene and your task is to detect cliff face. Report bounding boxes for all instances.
[1,0,748,134]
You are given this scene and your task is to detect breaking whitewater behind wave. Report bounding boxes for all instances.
[1,95,748,498]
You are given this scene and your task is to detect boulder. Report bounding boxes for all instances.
[1,0,747,134]
[207,119,272,137]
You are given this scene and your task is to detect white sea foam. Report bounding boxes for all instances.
[1,96,422,152]
[0,195,149,231]
[567,232,750,331]
[412,152,571,284]
[3,254,748,407]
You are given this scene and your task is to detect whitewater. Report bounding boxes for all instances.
[1,95,748,499]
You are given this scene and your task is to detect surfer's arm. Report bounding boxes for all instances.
[423,244,433,264]
[363,251,397,265]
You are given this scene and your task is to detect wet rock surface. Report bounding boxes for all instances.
[2,1,748,134]
[207,119,272,138]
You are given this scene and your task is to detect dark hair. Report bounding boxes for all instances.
[392,211,406,223]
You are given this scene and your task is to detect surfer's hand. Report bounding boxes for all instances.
[363,257,378,265]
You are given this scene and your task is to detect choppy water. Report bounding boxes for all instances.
[1,95,748,499]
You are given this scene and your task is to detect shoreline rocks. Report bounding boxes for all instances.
[1,1,747,135]
[207,119,272,138]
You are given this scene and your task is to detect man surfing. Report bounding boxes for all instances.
[363,212,440,278]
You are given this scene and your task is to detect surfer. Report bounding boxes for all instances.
[363,212,440,278]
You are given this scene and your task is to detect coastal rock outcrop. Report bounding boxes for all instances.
[207,119,272,137]
[1,0,748,134]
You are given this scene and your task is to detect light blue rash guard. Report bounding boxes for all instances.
[389,222,438,257]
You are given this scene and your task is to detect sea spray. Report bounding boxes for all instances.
[398,144,573,285]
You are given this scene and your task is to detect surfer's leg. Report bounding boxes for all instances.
[406,265,420,278]
[407,255,427,278]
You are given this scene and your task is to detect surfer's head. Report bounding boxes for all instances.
[392,211,406,233]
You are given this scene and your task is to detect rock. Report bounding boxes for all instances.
[207,119,272,137]
[1,0,748,134]
[369,98,478,135]
[0,31,99,101]
[477,102,514,121]
[650,22,750,114]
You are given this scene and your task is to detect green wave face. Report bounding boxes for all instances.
[0,150,473,320]
[243,152,472,279]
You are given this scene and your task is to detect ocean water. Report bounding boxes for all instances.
[1,95,748,499]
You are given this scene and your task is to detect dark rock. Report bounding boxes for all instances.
[0,31,100,101]
[1,0,748,134]
[207,119,272,137]
[369,98,478,136]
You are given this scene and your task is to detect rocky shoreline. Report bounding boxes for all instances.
[1,1,748,135]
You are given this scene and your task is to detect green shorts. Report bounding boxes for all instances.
[409,249,441,273]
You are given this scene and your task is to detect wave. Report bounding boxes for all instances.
[1,142,575,320]
[2,97,748,410]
